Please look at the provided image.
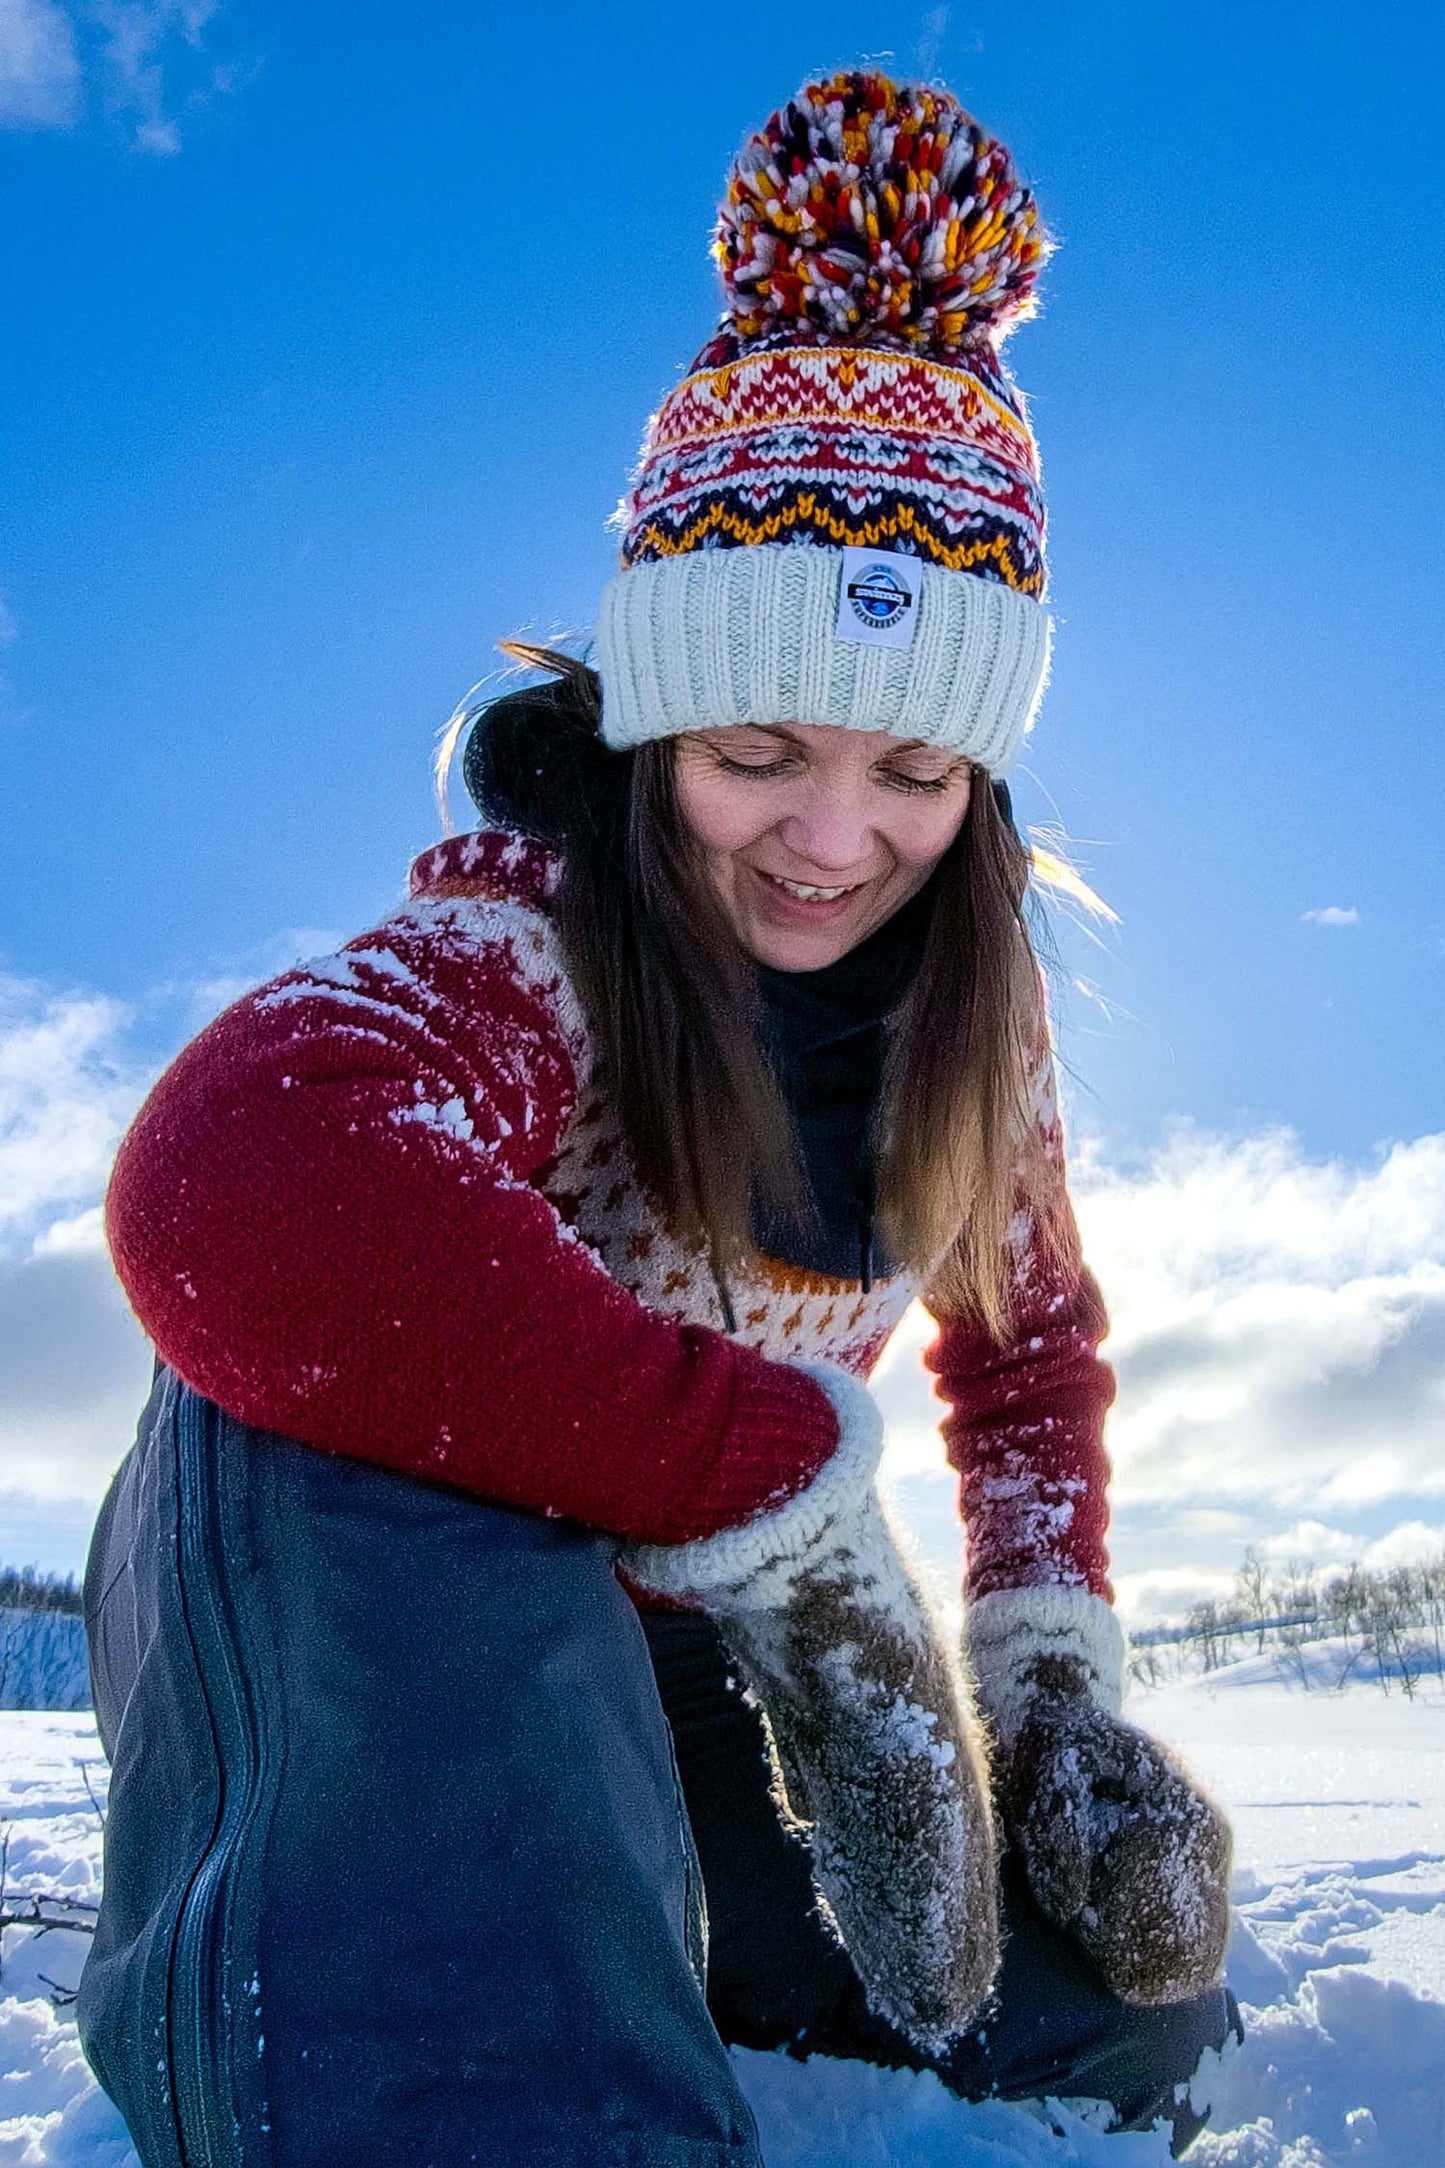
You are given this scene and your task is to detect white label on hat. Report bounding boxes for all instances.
[835,546,921,651]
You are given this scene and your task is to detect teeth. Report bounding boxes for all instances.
[768,875,861,901]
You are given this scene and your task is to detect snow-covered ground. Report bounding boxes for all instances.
[1,1664,1442,2166]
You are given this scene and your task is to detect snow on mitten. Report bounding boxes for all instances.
[622,1361,999,2052]
[966,1587,1232,2005]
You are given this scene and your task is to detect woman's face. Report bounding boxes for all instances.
[672,721,974,971]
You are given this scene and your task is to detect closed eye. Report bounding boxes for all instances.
[712,755,953,795]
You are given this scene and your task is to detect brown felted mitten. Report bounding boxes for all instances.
[622,1361,999,2052]
[966,1586,1232,2006]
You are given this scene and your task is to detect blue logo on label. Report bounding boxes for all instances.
[847,565,913,630]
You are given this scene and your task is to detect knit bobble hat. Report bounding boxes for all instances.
[596,70,1056,776]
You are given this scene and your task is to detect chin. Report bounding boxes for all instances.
[746,923,859,970]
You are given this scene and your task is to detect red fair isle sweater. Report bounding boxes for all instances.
[105,827,1116,1597]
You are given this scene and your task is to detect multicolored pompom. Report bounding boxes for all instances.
[716,70,1050,354]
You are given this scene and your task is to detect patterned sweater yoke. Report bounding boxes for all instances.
[104,823,1116,1595]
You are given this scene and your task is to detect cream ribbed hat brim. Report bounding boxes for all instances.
[596,542,1051,776]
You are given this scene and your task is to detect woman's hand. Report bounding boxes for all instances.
[963,1586,1231,2005]
[997,1659,1233,2006]
[622,1361,1000,2052]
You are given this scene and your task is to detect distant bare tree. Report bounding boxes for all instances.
[1128,1641,1166,1690]
[1186,1598,1227,1673]
[1418,1550,1445,1682]
[1235,1548,1272,1654]
[1152,1551,1444,1701]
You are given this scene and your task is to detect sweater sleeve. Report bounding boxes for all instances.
[104,908,838,1545]
[919,1059,1117,1603]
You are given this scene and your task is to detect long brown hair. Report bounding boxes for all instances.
[439,644,1083,1339]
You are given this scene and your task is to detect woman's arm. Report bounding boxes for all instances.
[922,1071,1232,2009]
[105,905,838,1546]
[921,1223,1115,1602]
[920,1075,1116,1605]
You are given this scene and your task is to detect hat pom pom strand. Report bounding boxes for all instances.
[716,70,1049,355]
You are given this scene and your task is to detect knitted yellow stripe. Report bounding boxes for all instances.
[626,498,1041,594]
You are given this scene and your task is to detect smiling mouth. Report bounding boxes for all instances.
[758,871,871,901]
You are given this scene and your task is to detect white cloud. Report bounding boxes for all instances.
[31,1202,106,1254]
[876,1123,1445,1622]
[1249,1518,1445,1582]
[87,0,218,152]
[1111,1564,1234,1623]
[0,979,154,1527]
[0,974,146,1241]
[1358,1519,1445,1570]
[880,1123,1445,1508]
[1070,1125,1445,1511]
[0,949,325,1545]
[0,0,80,127]
[0,0,231,149]
[1255,1518,1366,1566]
[133,111,176,151]
[0,1228,152,1503]
[1302,905,1359,926]
[1104,1515,1445,1626]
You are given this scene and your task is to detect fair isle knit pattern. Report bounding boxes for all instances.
[597,72,1055,772]
[618,343,1046,596]
[416,836,928,1377]
[105,826,1115,1588]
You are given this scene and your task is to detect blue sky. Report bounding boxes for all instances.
[2,0,1443,1596]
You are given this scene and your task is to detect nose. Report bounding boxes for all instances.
[778,788,876,874]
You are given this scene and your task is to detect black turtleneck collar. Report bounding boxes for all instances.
[752,867,940,1047]
[737,870,942,1305]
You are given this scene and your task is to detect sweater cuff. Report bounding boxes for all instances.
[623,1362,883,1600]
[648,1347,842,1543]
[963,1585,1127,1748]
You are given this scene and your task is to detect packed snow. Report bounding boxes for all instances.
[0,1663,1441,2165]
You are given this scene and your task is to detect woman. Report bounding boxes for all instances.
[80,70,1238,2167]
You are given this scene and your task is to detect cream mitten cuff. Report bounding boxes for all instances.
[964,1584,1127,1748]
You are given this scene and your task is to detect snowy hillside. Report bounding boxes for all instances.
[1,1664,1441,2165]
[0,1609,90,1714]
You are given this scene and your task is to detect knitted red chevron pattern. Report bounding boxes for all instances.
[105,827,1113,1590]
[621,346,1046,593]
[641,350,1034,460]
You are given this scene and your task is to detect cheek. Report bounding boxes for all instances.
[884,795,971,867]
[673,768,775,857]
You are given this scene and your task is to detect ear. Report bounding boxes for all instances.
[462,671,628,845]
[990,776,1020,839]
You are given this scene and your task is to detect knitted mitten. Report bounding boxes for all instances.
[623,1361,998,2052]
[966,1587,1232,2005]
